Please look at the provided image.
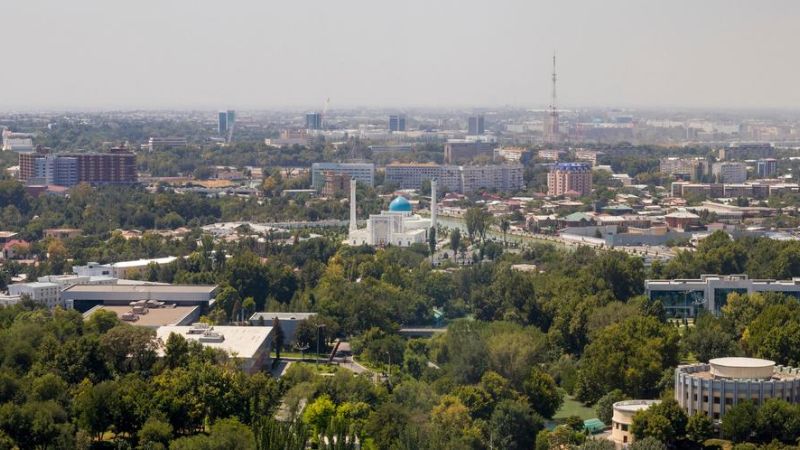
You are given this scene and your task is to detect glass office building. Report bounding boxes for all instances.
[646,274,800,318]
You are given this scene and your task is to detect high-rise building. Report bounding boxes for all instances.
[443,140,497,164]
[468,116,485,135]
[218,111,228,135]
[712,162,747,183]
[756,159,777,178]
[660,157,709,181]
[19,148,137,186]
[384,163,524,194]
[389,114,406,132]
[216,110,236,140]
[547,162,592,197]
[310,163,374,189]
[306,112,323,130]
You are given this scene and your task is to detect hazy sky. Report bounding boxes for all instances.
[3,0,799,110]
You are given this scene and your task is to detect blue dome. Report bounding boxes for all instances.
[389,196,412,212]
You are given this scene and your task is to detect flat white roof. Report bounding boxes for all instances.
[250,312,316,320]
[709,357,775,368]
[63,284,216,294]
[156,325,273,359]
[112,257,177,268]
[613,400,661,413]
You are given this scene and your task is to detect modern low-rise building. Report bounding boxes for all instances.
[645,274,800,318]
[249,312,317,345]
[493,147,532,163]
[156,324,274,374]
[62,284,218,312]
[86,304,202,328]
[8,282,61,308]
[675,357,800,422]
[147,137,187,152]
[610,400,661,448]
[73,257,178,279]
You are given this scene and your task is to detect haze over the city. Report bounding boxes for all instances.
[3,0,799,110]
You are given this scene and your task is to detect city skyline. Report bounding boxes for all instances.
[2,0,799,110]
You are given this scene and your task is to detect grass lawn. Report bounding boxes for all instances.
[553,395,597,421]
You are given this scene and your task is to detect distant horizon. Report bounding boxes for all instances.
[3,1,799,111]
[2,104,800,117]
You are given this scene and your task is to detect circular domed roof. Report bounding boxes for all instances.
[389,196,412,212]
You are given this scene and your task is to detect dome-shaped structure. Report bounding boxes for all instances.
[388,196,412,212]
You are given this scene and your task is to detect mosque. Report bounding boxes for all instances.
[347,179,437,247]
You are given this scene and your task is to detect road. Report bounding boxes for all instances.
[436,215,676,261]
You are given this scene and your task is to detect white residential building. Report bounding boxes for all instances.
[8,282,61,308]
[2,131,34,153]
[384,163,523,193]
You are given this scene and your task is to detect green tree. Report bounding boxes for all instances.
[169,418,255,450]
[630,399,687,446]
[721,400,757,443]
[500,217,510,247]
[465,207,492,243]
[74,380,119,441]
[596,389,626,425]
[163,333,190,369]
[684,312,737,363]
[302,395,336,438]
[754,398,800,444]
[138,416,173,449]
[523,368,563,419]
[629,437,667,450]
[85,309,120,334]
[685,412,714,443]
[488,399,542,450]
[742,303,800,366]
[449,228,461,261]
[578,440,616,450]
[576,316,680,403]
[272,317,285,361]
[428,227,436,259]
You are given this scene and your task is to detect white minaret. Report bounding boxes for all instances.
[430,179,437,229]
[349,178,357,232]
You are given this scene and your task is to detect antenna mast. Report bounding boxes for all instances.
[550,53,557,111]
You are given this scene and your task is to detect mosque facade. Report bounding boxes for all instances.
[347,179,437,247]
